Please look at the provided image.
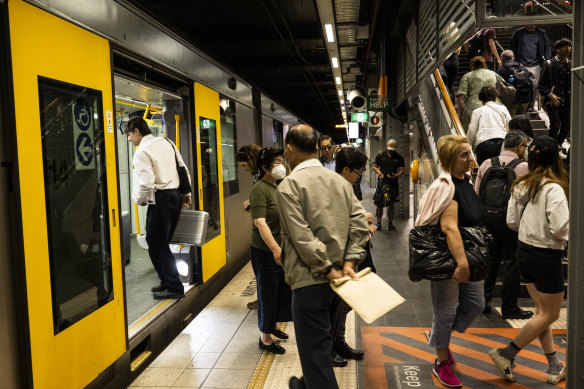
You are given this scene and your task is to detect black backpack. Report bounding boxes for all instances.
[479,158,522,232]
[506,64,534,95]
[468,30,484,61]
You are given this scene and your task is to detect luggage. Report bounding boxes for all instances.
[170,210,209,246]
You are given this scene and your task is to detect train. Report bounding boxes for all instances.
[0,1,306,387]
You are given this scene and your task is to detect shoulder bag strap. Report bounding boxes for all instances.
[164,137,181,169]
[485,103,506,128]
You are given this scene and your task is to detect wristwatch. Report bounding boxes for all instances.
[322,266,333,277]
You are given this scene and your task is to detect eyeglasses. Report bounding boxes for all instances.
[352,169,363,177]
[320,145,333,150]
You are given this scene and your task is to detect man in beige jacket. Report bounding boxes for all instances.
[277,124,369,389]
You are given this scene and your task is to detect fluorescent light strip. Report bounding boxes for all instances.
[338,90,343,96]
[325,24,334,43]
[336,77,341,85]
[332,57,338,68]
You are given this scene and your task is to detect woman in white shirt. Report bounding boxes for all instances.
[489,136,568,385]
[466,85,511,165]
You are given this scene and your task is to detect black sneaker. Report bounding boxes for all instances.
[376,223,382,231]
[387,223,397,231]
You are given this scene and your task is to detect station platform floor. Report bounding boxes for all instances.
[130,187,567,389]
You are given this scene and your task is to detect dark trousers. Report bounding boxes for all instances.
[476,138,504,166]
[252,246,292,333]
[548,106,570,145]
[292,283,342,389]
[483,229,521,314]
[443,55,459,97]
[146,189,183,293]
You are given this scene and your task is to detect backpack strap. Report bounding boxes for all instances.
[506,158,522,170]
[490,157,500,167]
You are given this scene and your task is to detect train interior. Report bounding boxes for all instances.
[113,76,195,327]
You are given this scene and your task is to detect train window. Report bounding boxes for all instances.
[38,77,113,334]
[220,97,239,196]
[200,116,221,240]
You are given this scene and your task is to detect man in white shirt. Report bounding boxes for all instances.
[318,135,336,171]
[126,117,192,299]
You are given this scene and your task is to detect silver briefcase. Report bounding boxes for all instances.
[170,210,209,246]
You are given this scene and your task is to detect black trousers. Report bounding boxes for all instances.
[443,55,459,97]
[146,189,183,293]
[252,246,292,333]
[483,229,521,314]
[547,106,570,145]
[292,283,342,389]
[476,138,504,166]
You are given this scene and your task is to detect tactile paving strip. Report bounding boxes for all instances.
[495,307,567,329]
[248,312,357,389]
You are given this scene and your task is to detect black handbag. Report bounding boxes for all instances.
[408,225,491,282]
[165,138,191,194]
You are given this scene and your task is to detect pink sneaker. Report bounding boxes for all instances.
[425,330,456,365]
[433,360,462,388]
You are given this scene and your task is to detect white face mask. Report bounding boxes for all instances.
[271,164,286,180]
[524,148,529,161]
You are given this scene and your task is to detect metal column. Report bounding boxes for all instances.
[567,2,584,387]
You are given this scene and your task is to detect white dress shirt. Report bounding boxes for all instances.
[466,102,511,146]
[132,134,191,205]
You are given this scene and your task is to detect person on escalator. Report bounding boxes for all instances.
[496,50,535,117]
[466,85,511,165]
[457,56,506,132]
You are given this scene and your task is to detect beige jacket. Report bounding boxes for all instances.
[277,158,369,290]
[415,172,455,227]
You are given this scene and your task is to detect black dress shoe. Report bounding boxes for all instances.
[483,304,493,315]
[247,300,258,309]
[387,223,397,231]
[259,338,286,354]
[289,376,305,389]
[273,329,289,339]
[153,289,185,300]
[334,341,364,360]
[502,309,534,320]
[376,223,382,231]
[151,284,165,293]
[332,352,348,367]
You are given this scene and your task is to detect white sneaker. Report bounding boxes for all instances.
[488,348,516,382]
[547,365,566,385]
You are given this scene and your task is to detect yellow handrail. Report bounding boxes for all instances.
[433,69,466,138]
[433,69,478,171]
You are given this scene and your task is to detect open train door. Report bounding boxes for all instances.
[7,0,125,387]
[194,83,227,281]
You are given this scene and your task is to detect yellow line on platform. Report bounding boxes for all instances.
[247,322,288,389]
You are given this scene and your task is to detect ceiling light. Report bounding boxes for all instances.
[332,57,338,68]
[340,99,344,104]
[325,24,334,43]
[336,77,341,85]
[338,90,343,96]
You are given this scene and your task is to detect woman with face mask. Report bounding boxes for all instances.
[249,147,292,354]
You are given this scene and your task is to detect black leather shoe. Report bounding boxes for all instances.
[387,223,397,231]
[153,289,185,300]
[273,329,289,339]
[376,223,382,231]
[483,304,493,315]
[334,341,364,360]
[502,309,534,320]
[289,376,305,389]
[151,284,165,293]
[247,300,258,309]
[332,352,348,367]
[259,338,286,354]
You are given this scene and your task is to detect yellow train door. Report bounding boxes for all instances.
[8,1,125,387]
[194,83,227,281]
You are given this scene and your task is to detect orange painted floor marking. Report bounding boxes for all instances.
[361,327,567,388]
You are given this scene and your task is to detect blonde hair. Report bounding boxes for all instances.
[437,135,469,173]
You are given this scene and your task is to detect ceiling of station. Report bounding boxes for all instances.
[125,0,377,142]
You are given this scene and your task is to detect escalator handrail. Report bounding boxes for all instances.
[432,69,467,138]
[432,69,479,171]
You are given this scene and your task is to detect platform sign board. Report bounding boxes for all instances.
[348,122,359,139]
[72,99,95,170]
[367,95,389,111]
[351,112,369,123]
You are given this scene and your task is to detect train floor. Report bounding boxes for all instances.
[130,186,567,388]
